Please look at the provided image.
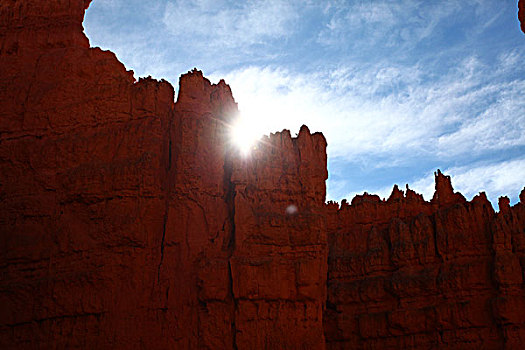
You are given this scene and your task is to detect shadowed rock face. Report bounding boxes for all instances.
[1,0,524,349]
[324,179,525,349]
[0,1,327,348]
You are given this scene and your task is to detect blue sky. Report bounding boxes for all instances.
[84,0,525,206]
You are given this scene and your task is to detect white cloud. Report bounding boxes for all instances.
[212,48,525,163]
[84,0,525,206]
[409,158,525,206]
[162,0,300,49]
[84,1,175,79]
[437,82,525,155]
[212,48,524,205]
[317,0,461,49]
[316,0,512,57]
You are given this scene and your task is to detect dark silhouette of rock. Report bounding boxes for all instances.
[324,183,525,348]
[1,0,524,349]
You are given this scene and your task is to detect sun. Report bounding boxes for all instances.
[230,117,260,155]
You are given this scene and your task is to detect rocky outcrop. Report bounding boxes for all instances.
[231,125,328,348]
[0,1,329,347]
[1,0,524,349]
[1,0,176,347]
[324,174,525,349]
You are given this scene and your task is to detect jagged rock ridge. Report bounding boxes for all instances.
[324,172,525,348]
[1,1,524,349]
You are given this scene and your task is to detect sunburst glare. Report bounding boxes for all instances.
[230,117,261,155]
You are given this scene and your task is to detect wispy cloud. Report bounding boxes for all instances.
[162,0,301,49]
[213,47,525,160]
[85,0,525,205]
[86,0,307,77]
[84,0,175,79]
[437,81,525,156]
[213,44,524,203]
[409,158,525,206]
[317,0,461,50]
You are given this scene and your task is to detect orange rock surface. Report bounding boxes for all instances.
[1,1,524,349]
[324,173,525,349]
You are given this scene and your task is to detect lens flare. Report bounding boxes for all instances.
[231,117,259,155]
[285,204,298,215]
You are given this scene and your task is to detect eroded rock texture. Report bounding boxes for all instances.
[0,1,328,348]
[1,0,524,349]
[324,172,525,349]
[231,125,328,348]
[1,0,176,347]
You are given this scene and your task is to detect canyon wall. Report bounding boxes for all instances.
[230,125,328,348]
[324,173,525,349]
[1,0,524,349]
[1,0,176,347]
[0,0,328,348]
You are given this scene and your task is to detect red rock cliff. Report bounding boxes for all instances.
[324,174,525,349]
[230,125,328,348]
[1,1,524,349]
[0,0,329,347]
[1,0,175,347]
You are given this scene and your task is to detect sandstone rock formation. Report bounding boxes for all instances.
[1,0,524,349]
[230,125,328,348]
[324,173,525,349]
[0,1,329,347]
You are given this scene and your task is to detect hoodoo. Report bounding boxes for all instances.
[1,1,524,348]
